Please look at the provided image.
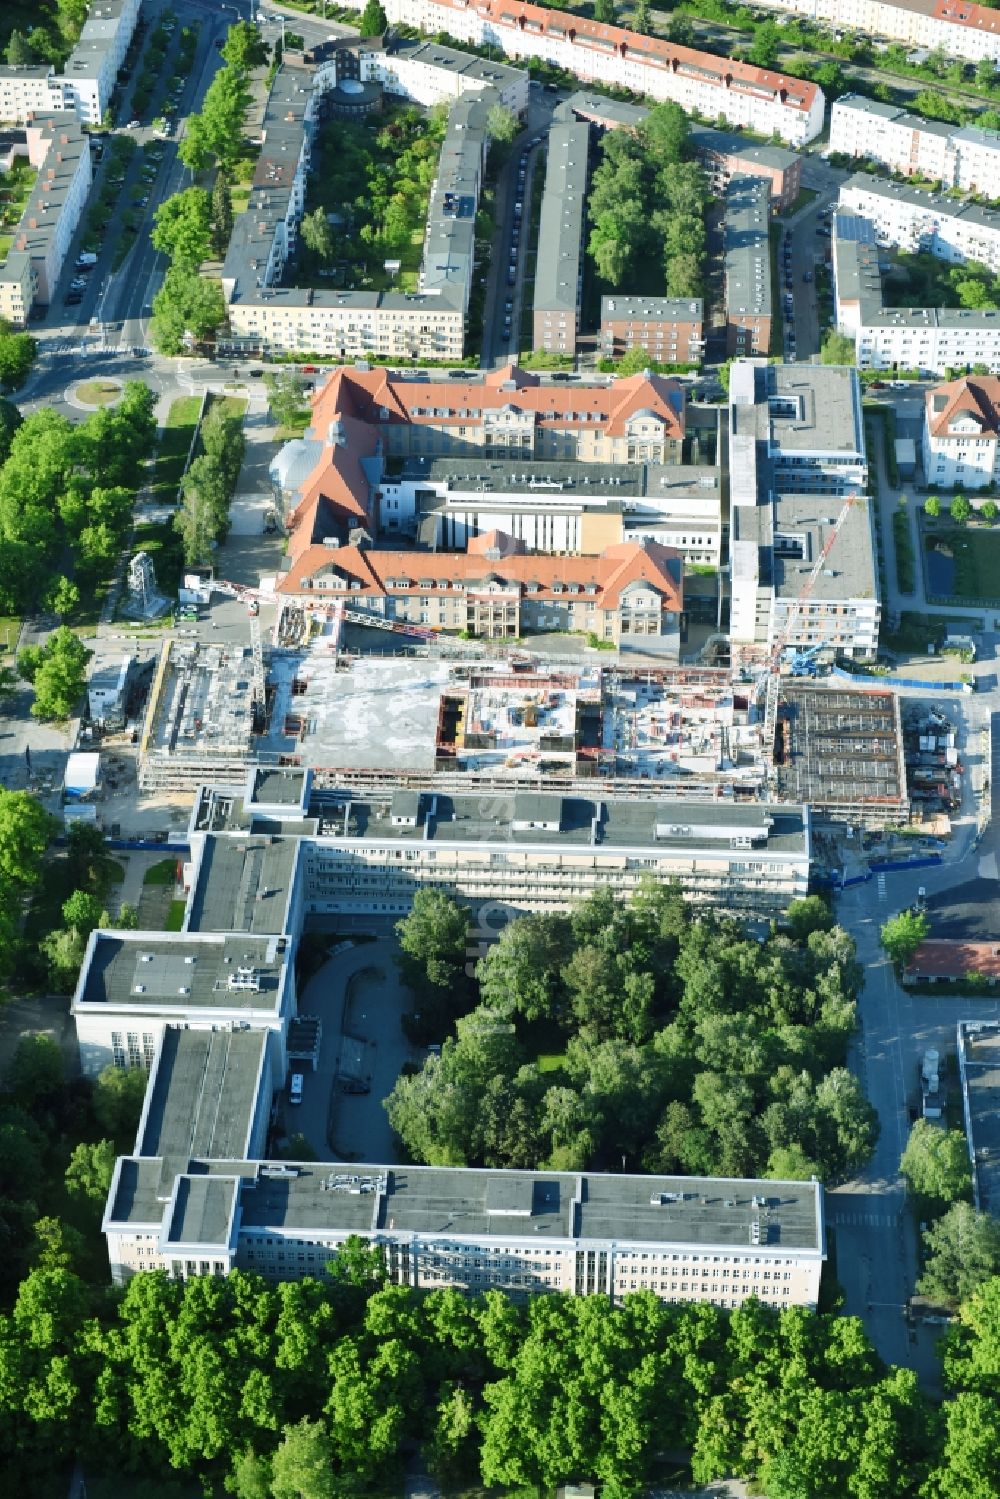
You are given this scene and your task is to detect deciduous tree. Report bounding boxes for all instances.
[880,907,929,966]
[900,1120,972,1207]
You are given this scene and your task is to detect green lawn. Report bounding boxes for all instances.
[936,526,1000,603]
[150,395,202,499]
[0,613,21,656]
[144,857,179,887]
[537,1052,567,1073]
[166,898,187,931]
[75,379,122,407]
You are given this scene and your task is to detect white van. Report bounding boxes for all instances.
[289,1073,304,1106]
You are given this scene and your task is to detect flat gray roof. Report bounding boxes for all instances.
[177,1161,822,1250]
[772,492,877,602]
[137,1028,266,1181]
[730,362,864,460]
[313,790,807,854]
[602,295,704,324]
[534,120,590,318]
[165,1175,238,1248]
[251,768,308,807]
[186,836,298,935]
[724,175,772,321]
[960,1022,1000,1216]
[77,933,287,1012]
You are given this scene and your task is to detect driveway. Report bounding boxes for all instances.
[295,937,422,1162]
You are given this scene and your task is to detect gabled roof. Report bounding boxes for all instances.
[305,363,686,442]
[277,540,683,610]
[926,375,1000,440]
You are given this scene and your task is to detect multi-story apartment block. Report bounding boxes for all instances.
[688,124,802,213]
[361,35,528,111]
[748,0,1000,66]
[839,174,1000,274]
[830,96,1000,195]
[0,113,92,322]
[557,94,803,212]
[728,360,878,656]
[600,296,705,364]
[533,122,589,356]
[949,124,1000,195]
[725,176,772,358]
[60,0,141,124]
[834,211,1000,373]
[923,373,1000,487]
[829,95,955,181]
[276,535,685,652]
[223,38,526,359]
[336,0,824,144]
[0,66,65,121]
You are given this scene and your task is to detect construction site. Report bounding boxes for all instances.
[772,683,909,826]
[435,668,606,778]
[137,639,267,793]
[134,628,783,799]
[606,669,766,790]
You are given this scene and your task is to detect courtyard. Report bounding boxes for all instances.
[286,936,423,1164]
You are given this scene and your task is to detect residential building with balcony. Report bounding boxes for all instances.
[336,0,825,143]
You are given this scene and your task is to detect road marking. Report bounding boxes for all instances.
[829,1211,900,1228]
[877,874,887,901]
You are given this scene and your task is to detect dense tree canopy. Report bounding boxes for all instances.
[587,103,708,301]
[387,882,874,1180]
[0,1251,969,1496]
[0,382,155,611]
[901,1121,972,1209]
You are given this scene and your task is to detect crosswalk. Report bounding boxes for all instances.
[829,1211,900,1229]
[877,873,887,902]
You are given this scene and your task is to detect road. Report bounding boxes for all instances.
[480,88,563,369]
[823,638,1000,1383]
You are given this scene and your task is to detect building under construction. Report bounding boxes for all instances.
[772,682,909,825]
[435,668,606,777]
[138,641,266,792]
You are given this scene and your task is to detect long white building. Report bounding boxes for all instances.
[0,0,140,126]
[337,0,824,144]
[830,95,1000,195]
[87,766,823,1305]
[839,174,1000,274]
[748,0,1000,66]
[0,113,92,325]
[833,211,1000,374]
